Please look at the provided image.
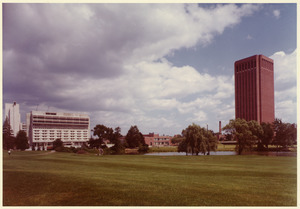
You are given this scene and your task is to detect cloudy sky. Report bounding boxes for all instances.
[2,3,297,136]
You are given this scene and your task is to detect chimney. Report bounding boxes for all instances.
[219,121,222,134]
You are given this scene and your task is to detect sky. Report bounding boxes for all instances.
[2,3,297,136]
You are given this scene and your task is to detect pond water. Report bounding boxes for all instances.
[145,151,296,157]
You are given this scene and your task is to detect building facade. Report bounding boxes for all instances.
[144,133,174,147]
[27,111,90,150]
[234,55,275,124]
[5,102,21,137]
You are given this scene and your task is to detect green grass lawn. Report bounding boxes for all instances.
[3,151,297,206]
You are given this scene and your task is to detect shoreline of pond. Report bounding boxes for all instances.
[145,151,297,157]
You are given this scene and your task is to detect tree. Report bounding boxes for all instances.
[273,118,297,148]
[206,130,218,155]
[111,127,122,144]
[3,117,15,150]
[15,130,29,150]
[178,138,188,155]
[53,138,63,149]
[171,135,185,145]
[110,127,125,154]
[91,124,113,148]
[260,122,274,150]
[223,119,259,155]
[182,123,217,155]
[125,125,145,148]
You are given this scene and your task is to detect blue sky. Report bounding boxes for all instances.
[2,3,297,136]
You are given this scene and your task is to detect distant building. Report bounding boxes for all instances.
[144,133,174,147]
[234,55,275,124]
[4,102,21,137]
[20,122,27,135]
[27,111,90,150]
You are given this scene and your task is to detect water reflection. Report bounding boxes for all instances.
[145,151,296,157]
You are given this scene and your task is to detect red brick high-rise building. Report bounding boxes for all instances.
[234,55,275,124]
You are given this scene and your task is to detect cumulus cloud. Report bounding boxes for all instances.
[273,9,280,19]
[3,3,262,134]
[271,49,297,123]
[246,34,253,40]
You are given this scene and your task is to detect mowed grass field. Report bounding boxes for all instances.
[3,151,297,206]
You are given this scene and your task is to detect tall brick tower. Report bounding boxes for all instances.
[234,55,275,124]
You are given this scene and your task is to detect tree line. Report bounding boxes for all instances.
[176,118,296,155]
[2,116,297,156]
[222,118,296,155]
[88,124,149,154]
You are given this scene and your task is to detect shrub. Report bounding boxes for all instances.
[76,149,87,154]
[138,144,149,153]
[55,146,73,153]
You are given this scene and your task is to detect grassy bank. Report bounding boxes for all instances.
[149,144,235,152]
[148,146,178,152]
[216,144,236,151]
[3,151,296,206]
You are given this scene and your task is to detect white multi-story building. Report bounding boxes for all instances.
[5,102,21,137]
[27,111,90,150]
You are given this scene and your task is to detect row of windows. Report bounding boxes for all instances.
[33,125,89,129]
[33,120,89,125]
[154,142,169,145]
[32,142,85,147]
[236,59,273,73]
[235,69,257,121]
[33,116,89,121]
[235,60,256,72]
[153,138,171,141]
[34,134,88,138]
[261,59,273,70]
[34,129,88,133]
[33,137,89,141]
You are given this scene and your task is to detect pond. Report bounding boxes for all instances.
[145,151,297,157]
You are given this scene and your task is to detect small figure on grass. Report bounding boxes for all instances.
[8,149,11,156]
[99,148,104,156]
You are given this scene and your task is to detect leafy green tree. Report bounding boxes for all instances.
[91,124,113,148]
[110,127,125,154]
[138,144,149,153]
[15,130,29,150]
[178,139,188,155]
[223,118,259,155]
[3,117,15,150]
[111,127,122,144]
[125,125,145,148]
[171,135,184,145]
[273,118,297,148]
[182,123,217,155]
[260,122,274,150]
[206,130,218,155]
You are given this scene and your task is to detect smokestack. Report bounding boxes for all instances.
[219,121,222,134]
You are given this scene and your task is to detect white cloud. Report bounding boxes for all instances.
[272,50,297,88]
[187,111,208,123]
[273,9,280,19]
[3,3,262,135]
[270,49,297,123]
[246,34,253,40]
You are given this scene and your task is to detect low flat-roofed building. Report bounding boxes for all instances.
[144,133,174,147]
[27,111,90,150]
